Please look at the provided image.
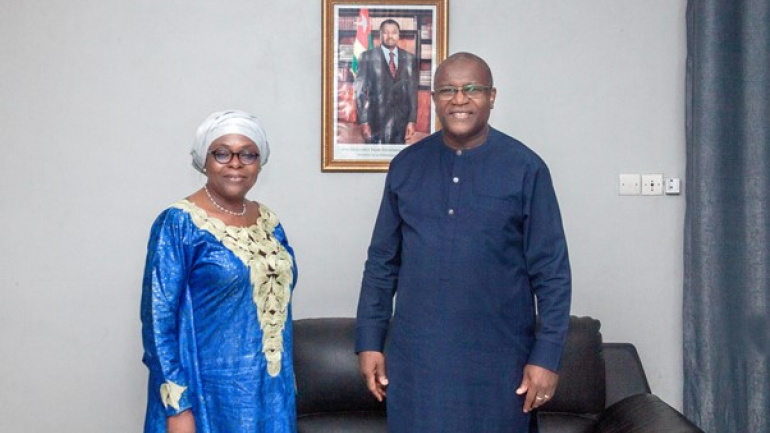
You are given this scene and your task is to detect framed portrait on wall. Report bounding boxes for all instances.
[321,0,448,172]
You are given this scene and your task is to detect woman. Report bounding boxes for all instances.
[141,110,297,433]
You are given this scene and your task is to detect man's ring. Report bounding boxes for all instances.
[536,396,544,400]
[544,394,550,399]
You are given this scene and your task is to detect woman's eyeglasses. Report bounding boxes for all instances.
[208,149,260,165]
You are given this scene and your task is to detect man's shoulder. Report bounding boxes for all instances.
[488,128,547,167]
[390,133,441,166]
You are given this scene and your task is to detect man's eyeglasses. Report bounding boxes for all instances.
[433,84,493,100]
[208,148,260,165]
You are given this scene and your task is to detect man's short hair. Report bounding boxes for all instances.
[435,52,494,86]
[380,19,400,32]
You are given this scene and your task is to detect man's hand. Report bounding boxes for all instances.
[405,122,415,141]
[361,123,372,142]
[516,364,559,413]
[358,351,388,402]
[167,409,195,433]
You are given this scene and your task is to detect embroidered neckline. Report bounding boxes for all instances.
[173,199,292,377]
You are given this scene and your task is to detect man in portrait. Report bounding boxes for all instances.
[354,19,419,144]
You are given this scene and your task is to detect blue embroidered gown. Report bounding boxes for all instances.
[356,128,571,432]
[141,200,297,433]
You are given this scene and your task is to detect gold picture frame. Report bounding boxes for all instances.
[322,0,448,172]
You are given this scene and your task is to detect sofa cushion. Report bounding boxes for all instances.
[594,394,705,433]
[297,412,387,433]
[536,412,598,433]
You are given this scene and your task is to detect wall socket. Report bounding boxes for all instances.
[619,173,680,196]
[665,178,681,195]
[641,174,663,195]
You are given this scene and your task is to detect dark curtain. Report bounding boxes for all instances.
[684,1,770,432]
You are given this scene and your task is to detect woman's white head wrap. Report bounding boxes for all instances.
[191,110,270,173]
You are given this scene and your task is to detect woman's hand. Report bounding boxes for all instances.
[167,410,195,433]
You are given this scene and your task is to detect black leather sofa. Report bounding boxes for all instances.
[293,317,703,433]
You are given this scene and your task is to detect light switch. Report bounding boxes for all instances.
[619,174,641,195]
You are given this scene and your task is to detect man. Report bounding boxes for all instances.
[355,52,571,432]
[354,19,418,144]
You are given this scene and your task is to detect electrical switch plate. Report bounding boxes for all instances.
[641,174,663,195]
[619,174,641,195]
[665,178,681,195]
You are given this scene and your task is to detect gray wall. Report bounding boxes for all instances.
[0,1,686,431]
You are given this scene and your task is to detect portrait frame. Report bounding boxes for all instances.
[322,0,448,172]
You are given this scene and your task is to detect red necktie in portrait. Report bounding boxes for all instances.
[389,51,396,78]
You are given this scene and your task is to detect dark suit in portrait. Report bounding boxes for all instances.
[354,47,419,144]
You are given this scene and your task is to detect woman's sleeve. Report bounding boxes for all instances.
[140,209,193,416]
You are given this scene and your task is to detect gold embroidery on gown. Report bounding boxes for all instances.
[174,200,293,377]
[160,381,187,410]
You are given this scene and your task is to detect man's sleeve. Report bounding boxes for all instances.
[355,174,402,353]
[354,51,371,125]
[407,53,419,123]
[522,162,572,372]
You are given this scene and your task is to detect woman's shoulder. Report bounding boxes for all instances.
[149,200,197,231]
[162,199,196,218]
[144,201,202,251]
[255,202,283,230]
[255,203,293,252]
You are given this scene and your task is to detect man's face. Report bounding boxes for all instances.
[380,23,400,50]
[432,59,496,149]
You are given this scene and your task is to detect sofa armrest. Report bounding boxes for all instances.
[602,343,651,407]
[594,394,704,433]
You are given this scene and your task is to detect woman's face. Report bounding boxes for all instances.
[204,134,261,204]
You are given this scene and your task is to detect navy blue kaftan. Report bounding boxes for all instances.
[355,128,571,432]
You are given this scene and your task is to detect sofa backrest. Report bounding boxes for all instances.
[293,318,386,416]
[294,316,609,415]
[539,316,607,414]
